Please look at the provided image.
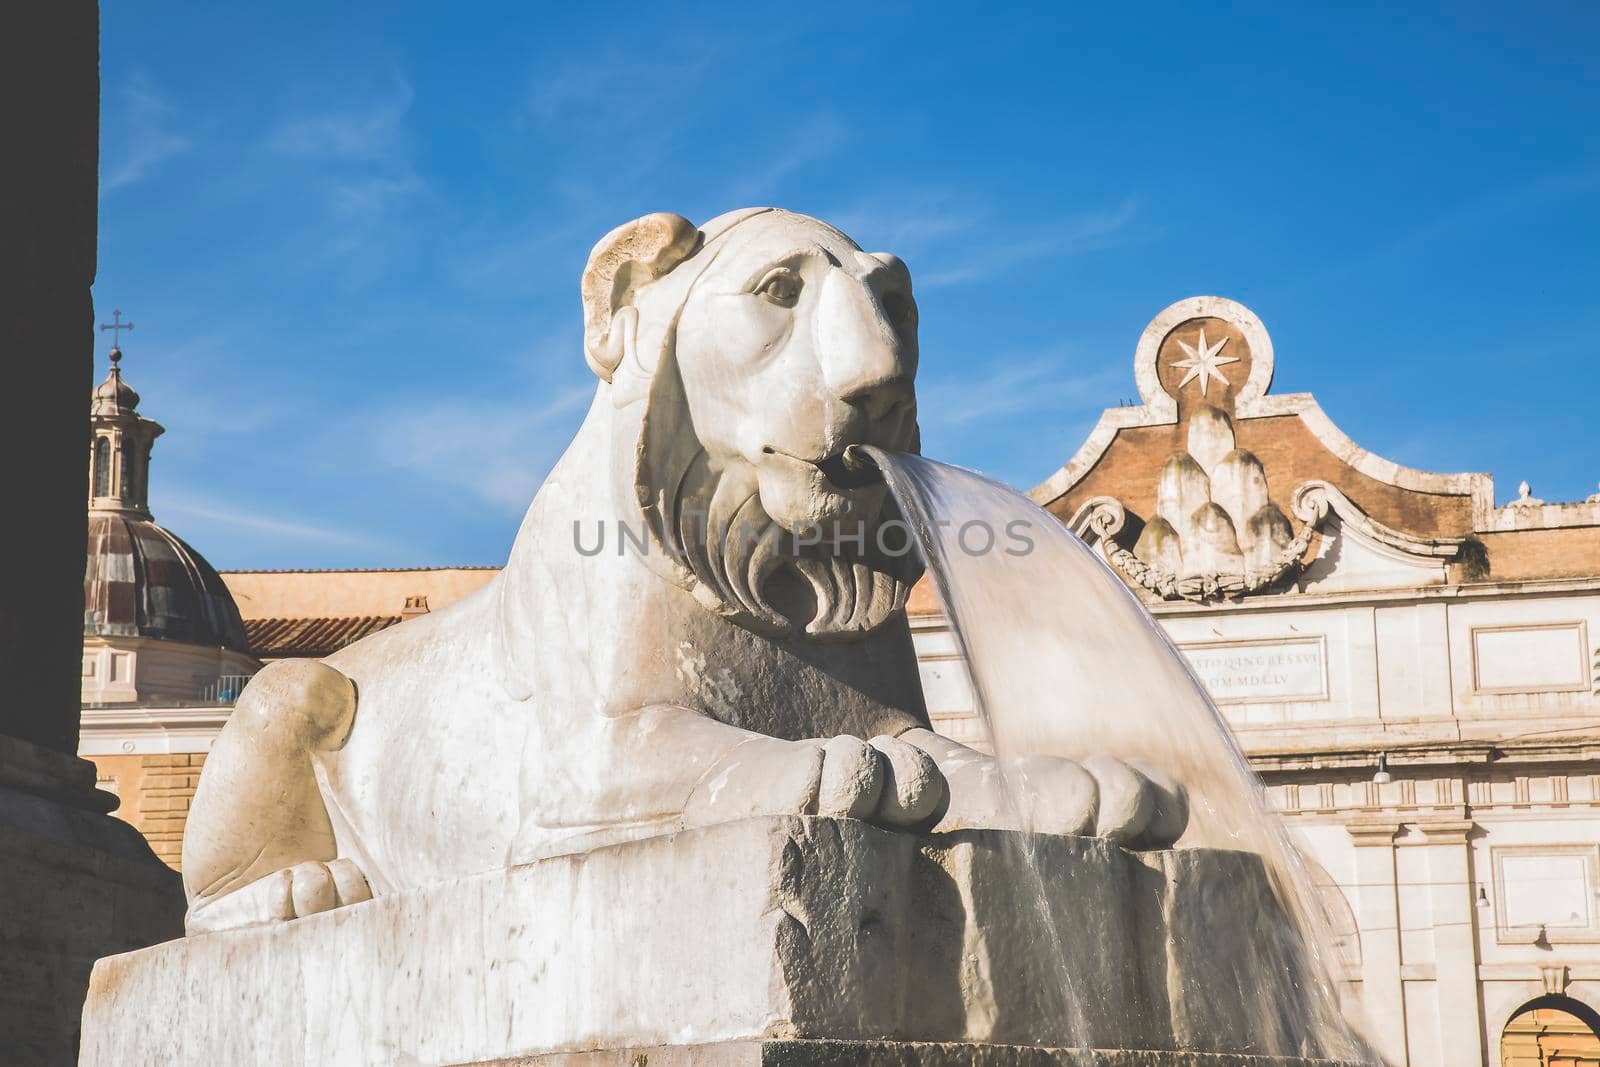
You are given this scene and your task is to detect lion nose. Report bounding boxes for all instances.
[815,271,912,421]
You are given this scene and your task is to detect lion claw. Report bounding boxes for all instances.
[186,857,372,935]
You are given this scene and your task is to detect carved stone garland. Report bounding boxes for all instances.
[1074,483,1334,603]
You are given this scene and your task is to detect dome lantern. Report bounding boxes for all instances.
[89,317,164,514]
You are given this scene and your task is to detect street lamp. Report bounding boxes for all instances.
[1372,752,1392,785]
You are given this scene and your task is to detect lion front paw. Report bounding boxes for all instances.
[1013,755,1188,848]
[823,734,947,826]
[921,740,1189,850]
[684,732,947,833]
[185,857,372,935]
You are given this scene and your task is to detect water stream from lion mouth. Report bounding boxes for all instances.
[862,447,1371,1062]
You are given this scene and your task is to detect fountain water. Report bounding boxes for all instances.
[862,445,1374,1063]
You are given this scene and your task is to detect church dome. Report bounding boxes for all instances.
[83,329,253,658]
[84,511,251,653]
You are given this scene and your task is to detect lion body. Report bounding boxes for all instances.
[182,209,1182,934]
[317,397,929,892]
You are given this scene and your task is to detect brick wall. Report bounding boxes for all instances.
[1043,414,1477,542]
[137,754,205,869]
[92,752,206,871]
[1477,527,1600,582]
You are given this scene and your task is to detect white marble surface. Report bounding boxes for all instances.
[82,816,1338,1067]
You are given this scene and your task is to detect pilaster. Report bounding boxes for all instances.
[1416,819,1484,1067]
[1348,820,1407,1065]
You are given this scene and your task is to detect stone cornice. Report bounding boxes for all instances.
[1246,732,1600,772]
[79,703,232,756]
[1483,498,1600,532]
[1145,574,1600,616]
[1346,819,1404,843]
[909,564,1600,625]
[1415,818,1477,843]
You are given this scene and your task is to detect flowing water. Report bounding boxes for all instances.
[864,447,1371,1061]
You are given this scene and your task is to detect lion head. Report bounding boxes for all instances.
[580,208,924,639]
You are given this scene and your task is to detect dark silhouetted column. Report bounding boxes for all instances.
[0,5,185,1062]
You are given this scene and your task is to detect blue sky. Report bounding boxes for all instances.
[96,3,1599,569]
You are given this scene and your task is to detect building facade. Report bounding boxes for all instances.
[914,297,1600,1067]
[80,299,1600,1064]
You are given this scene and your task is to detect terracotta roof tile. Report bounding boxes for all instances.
[244,615,402,658]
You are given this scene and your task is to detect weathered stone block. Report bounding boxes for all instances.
[80,817,1350,1066]
[466,1042,1364,1066]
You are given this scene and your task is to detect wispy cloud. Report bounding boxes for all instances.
[102,331,293,442]
[1296,166,1600,293]
[918,199,1142,288]
[365,382,596,513]
[527,53,714,129]
[833,208,986,257]
[103,73,191,192]
[829,193,1145,290]
[160,491,391,550]
[728,113,851,203]
[518,46,722,222]
[263,71,426,272]
[327,172,427,235]
[268,79,413,161]
[917,354,1123,430]
[441,218,591,295]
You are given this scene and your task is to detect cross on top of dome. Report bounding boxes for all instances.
[93,309,143,415]
[100,308,134,352]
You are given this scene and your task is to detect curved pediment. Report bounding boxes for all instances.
[1032,297,1600,600]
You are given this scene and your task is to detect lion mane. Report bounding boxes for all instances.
[604,209,923,639]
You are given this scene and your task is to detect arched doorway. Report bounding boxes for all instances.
[1502,995,1600,1066]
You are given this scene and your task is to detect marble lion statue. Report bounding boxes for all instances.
[182,208,1188,933]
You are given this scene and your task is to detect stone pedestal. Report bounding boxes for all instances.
[1,736,184,1062]
[80,817,1363,1066]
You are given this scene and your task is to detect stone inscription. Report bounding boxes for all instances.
[1179,637,1327,703]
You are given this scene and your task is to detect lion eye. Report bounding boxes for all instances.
[755,268,803,308]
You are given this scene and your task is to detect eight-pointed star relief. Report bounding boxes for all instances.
[1169,327,1239,397]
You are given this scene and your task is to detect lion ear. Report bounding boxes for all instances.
[582,213,702,382]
